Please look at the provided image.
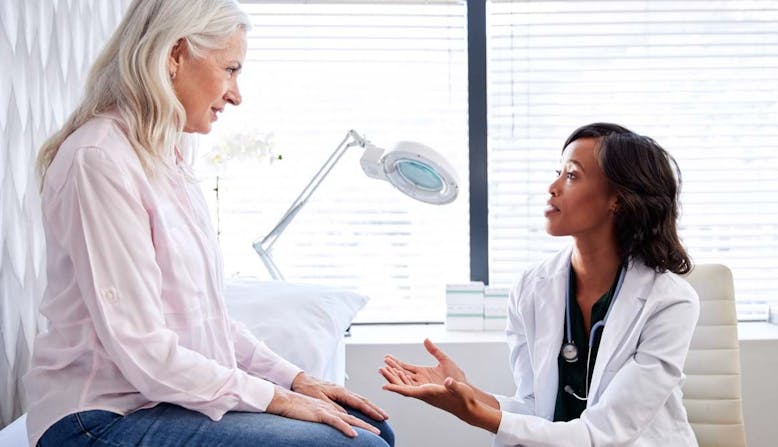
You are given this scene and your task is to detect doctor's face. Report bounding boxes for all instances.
[544,138,618,239]
[170,29,247,134]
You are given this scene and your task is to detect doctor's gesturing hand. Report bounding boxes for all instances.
[382,338,466,386]
[379,339,502,432]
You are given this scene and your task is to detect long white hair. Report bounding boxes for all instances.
[36,0,250,184]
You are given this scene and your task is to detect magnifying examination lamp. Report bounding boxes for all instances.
[252,129,459,280]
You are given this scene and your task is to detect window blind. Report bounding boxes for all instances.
[196,1,469,322]
[487,0,778,318]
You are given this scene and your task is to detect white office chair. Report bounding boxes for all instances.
[682,264,747,447]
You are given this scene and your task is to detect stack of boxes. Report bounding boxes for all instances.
[445,283,510,331]
[445,282,484,331]
[483,286,509,331]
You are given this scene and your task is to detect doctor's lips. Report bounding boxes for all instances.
[545,200,560,217]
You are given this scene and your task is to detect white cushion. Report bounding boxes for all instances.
[223,279,368,383]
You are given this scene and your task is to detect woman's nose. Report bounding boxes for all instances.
[226,84,242,106]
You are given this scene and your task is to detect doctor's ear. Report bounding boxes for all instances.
[609,198,620,214]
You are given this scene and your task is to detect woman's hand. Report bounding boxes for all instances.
[382,338,467,386]
[266,385,381,438]
[381,373,502,434]
[291,372,389,422]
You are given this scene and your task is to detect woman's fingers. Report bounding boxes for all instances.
[320,393,348,414]
[321,411,359,437]
[334,388,389,421]
[341,412,381,435]
[321,407,381,436]
[363,397,390,420]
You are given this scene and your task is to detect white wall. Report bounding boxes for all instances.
[738,337,778,447]
[345,323,778,447]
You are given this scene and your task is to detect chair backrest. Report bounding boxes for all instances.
[682,264,747,447]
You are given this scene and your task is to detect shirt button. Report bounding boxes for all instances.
[100,288,119,303]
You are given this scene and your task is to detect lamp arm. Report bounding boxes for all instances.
[252,129,368,279]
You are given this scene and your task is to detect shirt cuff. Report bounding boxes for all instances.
[233,372,278,413]
[262,357,303,389]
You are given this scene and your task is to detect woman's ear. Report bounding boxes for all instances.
[168,38,186,79]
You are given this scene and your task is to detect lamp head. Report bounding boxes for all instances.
[360,141,459,205]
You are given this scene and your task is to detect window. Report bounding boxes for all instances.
[487,0,778,317]
[196,1,469,323]
[201,0,777,323]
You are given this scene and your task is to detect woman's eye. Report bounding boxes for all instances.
[566,171,576,180]
[555,170,562,177]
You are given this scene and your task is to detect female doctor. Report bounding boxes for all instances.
[380,123,700,446]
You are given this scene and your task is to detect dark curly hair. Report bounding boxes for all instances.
[563,123,692,274]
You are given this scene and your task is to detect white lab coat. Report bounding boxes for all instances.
[492,246,700,447]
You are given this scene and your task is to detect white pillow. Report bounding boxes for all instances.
[222,279,368,381]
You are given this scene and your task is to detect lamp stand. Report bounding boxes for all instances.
[253,130,370,280]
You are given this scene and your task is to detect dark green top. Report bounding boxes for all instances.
[553,267,620,422]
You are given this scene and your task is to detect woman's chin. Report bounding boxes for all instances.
[183,123,212,134]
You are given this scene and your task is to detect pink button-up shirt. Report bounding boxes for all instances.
[24,113,301,446]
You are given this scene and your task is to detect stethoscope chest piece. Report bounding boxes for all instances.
[561,342,579,363]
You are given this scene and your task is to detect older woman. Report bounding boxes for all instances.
[26,1,392,446]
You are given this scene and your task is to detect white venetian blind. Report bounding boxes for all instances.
[487,0,778,315]
[195,1,469,322]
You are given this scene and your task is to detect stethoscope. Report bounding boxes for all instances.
[561,260,627,401]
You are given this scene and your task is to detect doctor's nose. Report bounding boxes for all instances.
[548,177,561,197]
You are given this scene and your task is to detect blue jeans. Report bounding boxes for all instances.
[39,403,394,447]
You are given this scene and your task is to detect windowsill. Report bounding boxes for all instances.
[346,321,778,345]
[346,323,506,345]
[735,321,778,341]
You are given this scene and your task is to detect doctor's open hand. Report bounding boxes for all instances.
[382,338,467,386]
[380,339,501,417]
[381,371,502,434]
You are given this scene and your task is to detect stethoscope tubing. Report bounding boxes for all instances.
[562,260,627,400]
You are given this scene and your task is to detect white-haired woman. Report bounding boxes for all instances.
[25,1,393,446]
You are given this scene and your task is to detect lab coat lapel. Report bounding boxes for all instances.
[588,260,651,400]
[531,248,569,420]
